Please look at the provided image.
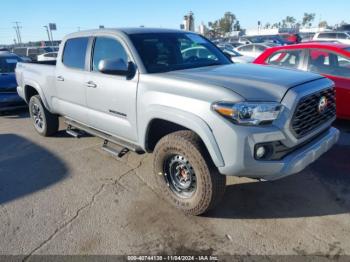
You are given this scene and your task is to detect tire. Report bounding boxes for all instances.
[29,95,59,137]
[153,130,226,216]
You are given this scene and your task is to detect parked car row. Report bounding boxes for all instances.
[12,46,58,62]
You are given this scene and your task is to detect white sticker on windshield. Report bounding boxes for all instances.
[186,34,207,44]
[6,59,18,63]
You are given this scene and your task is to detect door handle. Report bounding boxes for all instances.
[85,81,97,88]
[57,76,64,81]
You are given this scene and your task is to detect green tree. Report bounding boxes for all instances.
[285,16,296,27]
[302,13,315,27]
[264,22,271,29]
[272,23,279,29]
[208,12,237,36]
[219,12,236,33]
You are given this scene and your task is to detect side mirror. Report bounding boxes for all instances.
[98,58,135,77]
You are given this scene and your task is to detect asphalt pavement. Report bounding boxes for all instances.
[0,110,350,259]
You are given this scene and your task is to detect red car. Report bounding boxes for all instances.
[254,42,350,119]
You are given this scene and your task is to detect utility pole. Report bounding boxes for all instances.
[44,25,51,42]
[13,22,22,44]
[13,26,20,45]
[48,23,57,46]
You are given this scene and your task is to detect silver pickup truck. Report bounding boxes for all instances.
[16,28,339,215]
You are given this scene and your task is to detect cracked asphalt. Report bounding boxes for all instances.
[0,110,350,258]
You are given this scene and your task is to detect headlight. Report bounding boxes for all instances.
[212,101,283,126]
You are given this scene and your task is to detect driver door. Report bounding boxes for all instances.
[86,35,139,142]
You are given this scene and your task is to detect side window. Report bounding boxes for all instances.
[62,37,89,69]
[255,45,266,52]
[308,49,350,78]
[337,33,347,39]
[267,50,302,69]
[92,37,128,72]
[239,45,253,52]
[318,33,334,39]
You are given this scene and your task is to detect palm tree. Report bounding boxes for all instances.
[302,13,315,28]
[285,16,296,27]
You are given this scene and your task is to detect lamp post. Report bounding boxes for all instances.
[44,25,51,42]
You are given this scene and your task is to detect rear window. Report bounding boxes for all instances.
[318,33,336,39]
[62,37,89,69]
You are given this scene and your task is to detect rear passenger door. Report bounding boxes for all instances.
[85,35,139,142]
[55,37,90,124]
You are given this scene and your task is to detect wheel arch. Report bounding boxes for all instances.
[141,106,225,168]
[23,81,51,110]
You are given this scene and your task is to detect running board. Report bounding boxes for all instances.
[102,140,129,158]
[66,125,81,138]
[64,118,140,153]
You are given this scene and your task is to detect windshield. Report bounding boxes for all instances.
[0,56,21,73]
[129,33,231,73]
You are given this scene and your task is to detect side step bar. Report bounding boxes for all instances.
[66,125,82,138]
[64,119,141,154]
[102,140,129,158]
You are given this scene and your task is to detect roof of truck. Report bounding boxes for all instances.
[65,27,191,39]
[119,27,186,34]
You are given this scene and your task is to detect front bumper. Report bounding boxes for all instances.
[218,126,339,181]
[0,92,27,112]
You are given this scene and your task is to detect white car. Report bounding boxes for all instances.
[37,52,58,62]
[181,46,217,60]
[217,45,254,64]
[235,43,277,58]
[313,32,350,45]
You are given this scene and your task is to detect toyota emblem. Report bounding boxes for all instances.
[318,96,328,113]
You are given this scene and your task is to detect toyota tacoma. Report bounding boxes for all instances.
[16,28,339,215]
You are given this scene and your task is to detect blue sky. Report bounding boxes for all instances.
[0,0,349,44]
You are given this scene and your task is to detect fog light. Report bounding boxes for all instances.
[255,146,266,159]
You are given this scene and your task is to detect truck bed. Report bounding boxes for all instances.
[24,60,56,66]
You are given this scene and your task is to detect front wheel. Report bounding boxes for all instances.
[153,130,226,216]
[29,95,59,137]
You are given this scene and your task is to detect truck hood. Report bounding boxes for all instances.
[0,73,17,92]
[162,64,324,101]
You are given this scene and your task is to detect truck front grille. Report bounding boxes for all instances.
[291,87,336,138]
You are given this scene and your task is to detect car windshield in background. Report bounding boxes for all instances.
[129,33,230,73]
[0,56,21,73]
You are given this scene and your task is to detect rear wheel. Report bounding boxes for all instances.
[29,95,59,137]
[153,130,226,216]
